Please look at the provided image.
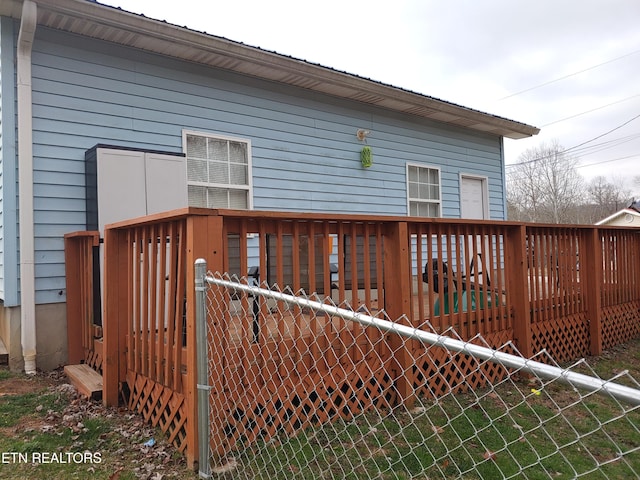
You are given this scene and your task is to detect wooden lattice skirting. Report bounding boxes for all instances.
[602,300,640,350]
[85,347,103,374]
[126,372,188,453]
[531,313,590,363]
[218,357,395,454]
[412,329,515,398]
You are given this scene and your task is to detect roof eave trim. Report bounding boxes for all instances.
[2,0,540,138]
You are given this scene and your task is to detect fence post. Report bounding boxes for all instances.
[506,224,533,358]
[583,228,603,356]
[195,259,210,479]
[383,221,415,408]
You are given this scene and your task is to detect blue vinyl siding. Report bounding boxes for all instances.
[19,25,505,305]
[0,18,18,306]
[0,17,4,300]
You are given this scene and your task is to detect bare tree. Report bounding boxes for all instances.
[507,150,544,222]
[587,176,631,223]
[506,199,524,221]
[506,140,584,223]
[633,175,640,199]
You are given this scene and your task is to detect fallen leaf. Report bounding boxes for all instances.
[431,425,444,434]
[108,467,123,480]
[483,450,496,461]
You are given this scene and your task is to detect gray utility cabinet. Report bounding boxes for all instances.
[85,145,188,233]
[84,145,188,326]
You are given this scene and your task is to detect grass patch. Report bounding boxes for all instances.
[0,391,61,427]
[0,370,192,479]
[239,389,640,479]
[215,338,640,479]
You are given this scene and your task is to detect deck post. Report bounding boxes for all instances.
[583,228,603,356]
[64,235,83,365]
[506,224,533,358]
[636,231,640,302]
[383,221,415,408]
[103,227,129,407]
[185,213,225,469]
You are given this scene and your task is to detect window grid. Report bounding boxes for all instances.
[407,164,441,218]
[184,132,252,209]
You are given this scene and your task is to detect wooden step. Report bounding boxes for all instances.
[64,364,103,400]
[0,336,8,365]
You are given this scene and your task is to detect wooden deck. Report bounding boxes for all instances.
[64,208,640,468]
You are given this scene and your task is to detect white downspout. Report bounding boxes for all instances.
[17,0,37,374]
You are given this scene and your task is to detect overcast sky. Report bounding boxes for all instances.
[99,0,640,191]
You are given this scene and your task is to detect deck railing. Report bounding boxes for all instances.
[64,231,101,369]
[66,208,640,468]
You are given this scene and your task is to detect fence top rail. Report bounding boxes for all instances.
[63,230,100,242]
[64,230,100,238]
[203,271,640,406]
[213,209,525,227]
[103,207,211,230]
[99,207,640,233]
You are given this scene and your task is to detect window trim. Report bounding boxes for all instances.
[182,129,254,210]
[406,162,442,218]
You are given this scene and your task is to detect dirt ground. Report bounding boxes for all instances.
[0,367,196,479]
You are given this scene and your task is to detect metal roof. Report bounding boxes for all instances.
[1,0,540,139]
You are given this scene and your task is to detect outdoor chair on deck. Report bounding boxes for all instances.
[422,256,493,314]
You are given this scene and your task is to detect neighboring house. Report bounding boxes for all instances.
[596,200,640,227]
[0,0,539,372]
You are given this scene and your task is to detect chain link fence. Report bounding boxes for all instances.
[195,264,640,479]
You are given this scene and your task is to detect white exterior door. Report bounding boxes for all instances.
[460,175,488,220]
[460,175,490,283]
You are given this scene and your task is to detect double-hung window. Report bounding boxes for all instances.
[183,131,252,209]
[407,163,441,217]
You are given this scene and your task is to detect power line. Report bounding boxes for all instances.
[567,133,640,157]
[541,94,640,127]
[578,154,639,169]
[506,153,639,183]
[498,49,640,101]
[505,113,640,168]
[562,112,640,153]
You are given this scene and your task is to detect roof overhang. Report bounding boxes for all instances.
[1,0,540,139]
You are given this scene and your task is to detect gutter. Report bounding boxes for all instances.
[17,0,37,374]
